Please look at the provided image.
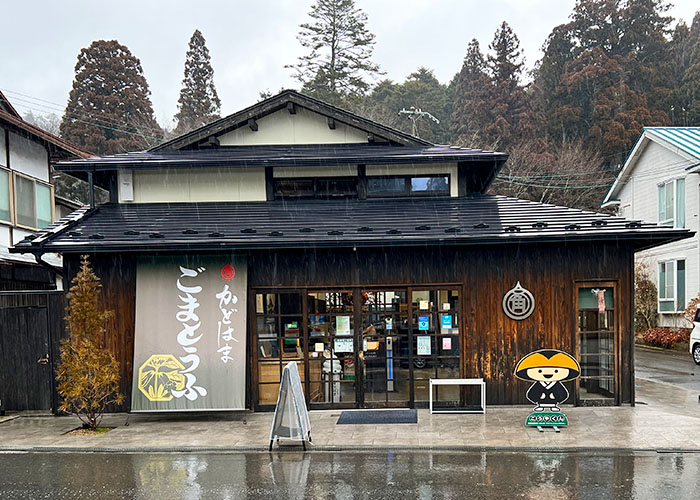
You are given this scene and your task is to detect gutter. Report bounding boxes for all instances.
[13,229,694,255]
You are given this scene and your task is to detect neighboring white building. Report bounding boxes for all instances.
[603,127,700,327]
[0,91,89,290]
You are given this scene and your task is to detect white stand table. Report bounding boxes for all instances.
[429,378,486,414]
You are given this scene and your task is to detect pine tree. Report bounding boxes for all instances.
[450,39,492,147]
[60,40,162,155]
[288,0,382,104]
[56,256,123,431]
[173,30,221,136]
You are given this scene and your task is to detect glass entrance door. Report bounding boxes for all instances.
[576,284,617,404]
[410,289,461,406]
[361,290,410,406]
[252,285,462,410]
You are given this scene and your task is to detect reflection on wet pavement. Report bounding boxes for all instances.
[2,451,700,499]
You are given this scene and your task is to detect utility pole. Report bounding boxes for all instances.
[399,107,440,138]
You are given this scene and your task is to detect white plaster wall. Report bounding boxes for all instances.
[8,131,49,181]
[11,227,34,246]
[0,225,10,247]
[366,163,459,197]
[273,165,358,178]
[128,167,267,203]
[0,127,7,166]
[617,140,700,326]
[217,107,369,145]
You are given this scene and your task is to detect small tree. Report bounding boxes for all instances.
[634,262,658,334]
[57,256,123,430]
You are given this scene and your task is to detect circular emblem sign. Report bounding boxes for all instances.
[220,264,236,280]
[502,281,535,320]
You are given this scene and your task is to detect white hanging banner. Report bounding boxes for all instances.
[269,361,312,449]
[131,255,247,411]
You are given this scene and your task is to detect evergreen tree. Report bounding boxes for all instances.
[173,30,221,136]
[680,40,700,125]
[450,39,492,147]
[60,40,162,156]
[672,13,700,125]
[532,0,672,159]
[483,21,528,149]
[288,0,382,104]
[57,256,123,431]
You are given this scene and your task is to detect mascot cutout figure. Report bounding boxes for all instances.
[514,349,581,431]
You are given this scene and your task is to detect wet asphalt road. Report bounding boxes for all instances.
[1,451,700,499]
[634,346,700,391]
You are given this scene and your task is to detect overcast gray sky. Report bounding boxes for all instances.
[2,0,698,128]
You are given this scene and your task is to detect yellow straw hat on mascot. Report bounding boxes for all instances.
[514,349,580,382]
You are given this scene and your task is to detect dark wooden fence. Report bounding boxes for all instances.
[0,291,66,413]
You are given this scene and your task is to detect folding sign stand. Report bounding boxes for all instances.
[269,361,312,451]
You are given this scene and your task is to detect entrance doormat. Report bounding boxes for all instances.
[337,409,418,425]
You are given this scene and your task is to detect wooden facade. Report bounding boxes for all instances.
[64,238,634,411]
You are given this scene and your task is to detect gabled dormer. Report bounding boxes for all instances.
[54,90,508,205]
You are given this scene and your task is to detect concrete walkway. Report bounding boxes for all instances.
[2,378,700,452]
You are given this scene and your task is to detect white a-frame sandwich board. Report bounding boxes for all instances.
[269,361,312,450]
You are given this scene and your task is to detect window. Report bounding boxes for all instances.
[0,168,10,223]
[658,178,685,228]
[368,175,450,197]
[659,259,685,312]
[13,173,53,229]
[273,177,358,199]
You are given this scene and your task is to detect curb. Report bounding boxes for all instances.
[635,344,689,356]
[2,445,700,454]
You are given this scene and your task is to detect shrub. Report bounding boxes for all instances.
[642,327,690,348]
[682,293,700,328]
[634,262,658,333]
[56,256,123,430]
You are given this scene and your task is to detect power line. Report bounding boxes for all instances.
[1,88,164,137]
[3,98,163,142]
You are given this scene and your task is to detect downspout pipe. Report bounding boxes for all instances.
[34,253,63,280]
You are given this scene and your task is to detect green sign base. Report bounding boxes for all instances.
[526,412,568,427]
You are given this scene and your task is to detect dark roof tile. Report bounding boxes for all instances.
[10,195,692,254]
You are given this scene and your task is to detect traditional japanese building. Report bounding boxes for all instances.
[12,91,692,412]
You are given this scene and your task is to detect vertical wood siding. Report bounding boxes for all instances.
[64,241,634,410]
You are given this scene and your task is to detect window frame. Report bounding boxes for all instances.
[0,166,13,226]
[658,259,686,313]
[657,177,685,228]
[272,177,359,200]
[367,174,451,198]
[12,171,54,231]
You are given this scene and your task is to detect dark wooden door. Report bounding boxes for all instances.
[0,305,52,410]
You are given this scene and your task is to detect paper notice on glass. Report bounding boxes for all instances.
[417,336,431,355]
[419,300,429,310]
[334,338,354,353]
[443,303,450,311]
[336,315,350,336]
[441,314,453,330]
[418,316,429,331]
[442,337,452,351]
[315,342,324,352]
